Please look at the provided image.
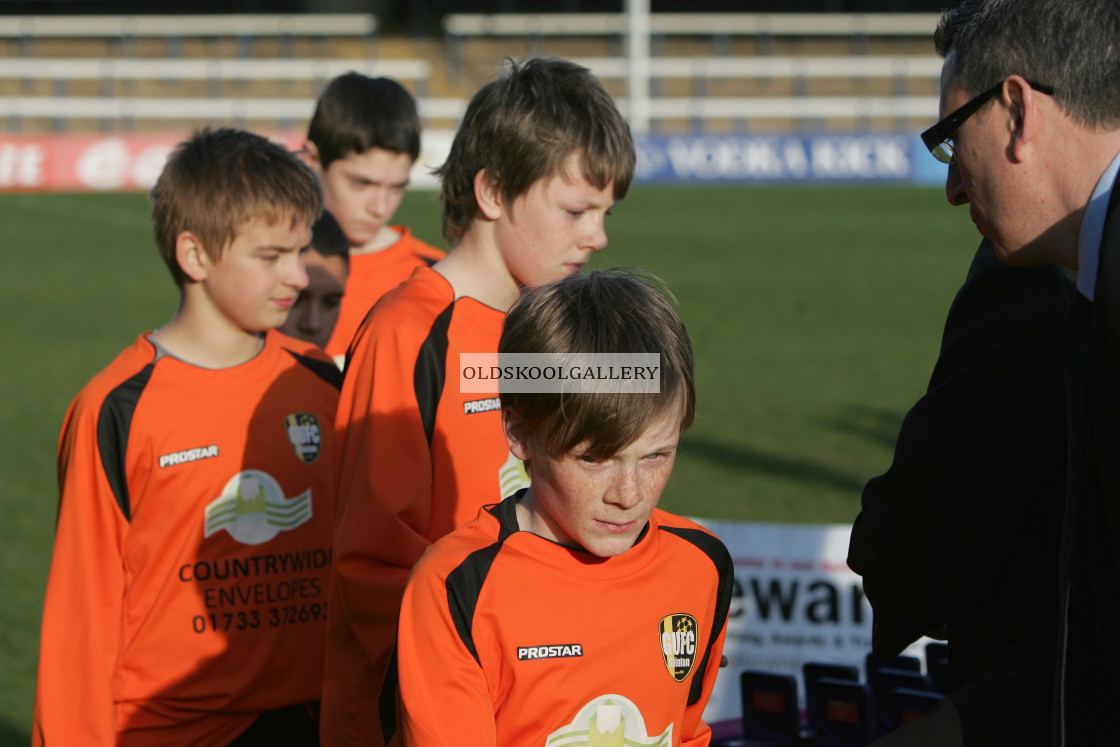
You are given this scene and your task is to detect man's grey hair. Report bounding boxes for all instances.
[935,0,1120,129]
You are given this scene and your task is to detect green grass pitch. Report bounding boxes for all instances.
[0,185,980,741]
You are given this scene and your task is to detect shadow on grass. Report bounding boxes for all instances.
[815,404,906,452]
[680,434,865,492]
[0,717,29,746]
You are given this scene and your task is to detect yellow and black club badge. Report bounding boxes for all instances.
[659,613,698,682]
[284,413,322,464]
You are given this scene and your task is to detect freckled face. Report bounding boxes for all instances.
[509,408,683,557]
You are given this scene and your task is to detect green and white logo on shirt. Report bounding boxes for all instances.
[204,470,312,545]
[547,694,672,747]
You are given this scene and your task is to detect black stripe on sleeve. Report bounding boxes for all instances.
[660,526,735,705]
[446,541,505,665]
[414,303,454,446]
[284,348,343,391]
[96,363,155,522]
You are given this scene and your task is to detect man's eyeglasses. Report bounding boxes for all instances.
[921,79,1055,164]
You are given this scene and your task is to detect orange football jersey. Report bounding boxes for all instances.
[34,331,340,747]
[322,265,530,746]
[323,226,445,361]
[396,495,734,746]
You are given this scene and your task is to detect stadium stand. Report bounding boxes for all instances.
[441,11,941,132]
[0,14,377,57]
[0,11,946,134]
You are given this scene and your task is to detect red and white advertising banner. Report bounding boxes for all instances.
[0,131,454,192]
[693,519,931,723]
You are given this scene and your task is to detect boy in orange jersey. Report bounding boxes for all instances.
[395,269,734,746]
[33,128,340,747]
[302,72,445,366]
[322,57,636,747]
[279,209,350,350]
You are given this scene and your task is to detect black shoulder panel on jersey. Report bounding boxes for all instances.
[492,494,522,541]
[96,362,155,522]
[285,348,343,391]
[660,525,735,706]
[414,302,454,446]
[446,540,505,665]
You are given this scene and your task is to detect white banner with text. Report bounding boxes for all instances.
[692,520,930,723]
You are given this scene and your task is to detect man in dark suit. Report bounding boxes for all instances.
[866,0,1120,744]
[848,239,1072,744]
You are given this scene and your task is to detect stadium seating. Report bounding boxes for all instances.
[439,11,941,133]
[0,14,377,57]
[0,11,948,135]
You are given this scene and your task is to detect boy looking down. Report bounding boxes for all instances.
[302,72,444,364]
[395,269,734,746]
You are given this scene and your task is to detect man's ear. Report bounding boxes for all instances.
[503,407,532,462]
[1005,75,1041,163]
[475,169,502,221]
[299,140,322,173]
[175,230,210,283]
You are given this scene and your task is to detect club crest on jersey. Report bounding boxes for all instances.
[546,694,671,746]
[284,413,321,464]
[203,470,312,545]
[659,613,698,682]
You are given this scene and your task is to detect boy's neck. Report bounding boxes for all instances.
[152,297,266,369]
[349,225,401,256]
[433,228,520,311]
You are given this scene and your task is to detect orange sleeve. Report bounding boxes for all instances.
[396,550,498,746]
[34,391,129,746]
[331,312,439,686]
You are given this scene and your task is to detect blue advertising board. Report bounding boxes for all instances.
[634,133,948,186]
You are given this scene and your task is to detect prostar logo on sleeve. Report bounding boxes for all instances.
[203,470,313,545]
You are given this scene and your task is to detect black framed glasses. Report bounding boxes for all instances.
[921,79,1055,164]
